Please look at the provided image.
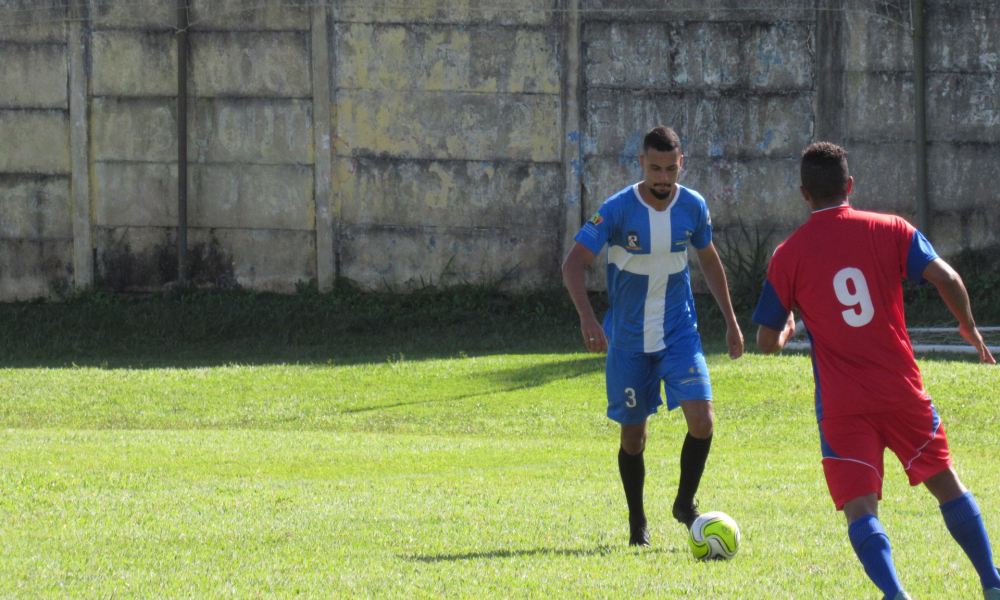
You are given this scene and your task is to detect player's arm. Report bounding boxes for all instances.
[756,312,796,354]
[562,242,608,353]
[694,242,744,359]
[922,258,996,364]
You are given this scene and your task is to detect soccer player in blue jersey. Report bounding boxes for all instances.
[753,142,1000,600]
[562,126,745,547]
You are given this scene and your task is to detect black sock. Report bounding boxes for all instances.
[675,433,712,509]
[618,446,645,525]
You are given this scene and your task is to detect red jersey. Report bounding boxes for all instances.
[752,206,939,419]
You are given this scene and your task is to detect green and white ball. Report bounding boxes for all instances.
[688,511,740,560]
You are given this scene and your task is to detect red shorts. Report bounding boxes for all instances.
[819,402,952,510]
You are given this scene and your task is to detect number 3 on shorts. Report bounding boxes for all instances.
[833,267,874,327]
[624,387,637,408]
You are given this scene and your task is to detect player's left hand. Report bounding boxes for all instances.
[960,324,997,365]
[726,323,744,360]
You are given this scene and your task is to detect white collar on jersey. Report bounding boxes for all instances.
[811,202,849,214]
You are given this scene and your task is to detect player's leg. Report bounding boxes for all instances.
[619,420,649,546]
[606,348,663,547]
[823,415,908,600]
[923,468,1000,592]
[657,335,713,528]
[892,403,1000,594]
[843,494,908,600]
[673,399,713,527]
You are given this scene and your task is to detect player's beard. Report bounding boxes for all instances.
[649,185,672,200]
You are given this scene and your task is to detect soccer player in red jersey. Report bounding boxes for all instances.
[753,142,1000,600]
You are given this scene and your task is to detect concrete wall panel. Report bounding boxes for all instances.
[584,22,672,89]
[337,24,560,94]
[931,208,999,258]
[189,0,310,31]
[846,72,914,142]
[190,164,314,230]
[336,0,557,26]
[673,22,813,91]
[190,98,313,164]
[336,157,562,229]
[94,162,176,227]
[340,226,554,290]
[0,110,70,174]
[205,229,315,292]
[0,43,68,108]
[0,176,71,239]
[90,0,175,30]
[336,90,561,162]
[842,141,917,218]
[92,31,177,96]
[0,1,66,43]
[191,31,311,98]
[0,239,72,300]
[927,3,1000,73]
[927,74,1000,142]
[844,10,912,72]
[927,142,1000,212]
[91,98,176,162]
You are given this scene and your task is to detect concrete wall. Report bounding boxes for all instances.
[0,0,997,300]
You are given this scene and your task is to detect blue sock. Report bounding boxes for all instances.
[940,492,1000,590]
[849,515,904,598]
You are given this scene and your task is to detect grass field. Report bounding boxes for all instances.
[1,289,998,598]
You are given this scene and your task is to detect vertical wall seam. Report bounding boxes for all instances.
[312,0,335,291]
[561,0,582,275]
[69,0,93,289]
[176,0,189,283]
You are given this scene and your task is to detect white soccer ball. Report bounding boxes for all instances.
[688,511,740,560]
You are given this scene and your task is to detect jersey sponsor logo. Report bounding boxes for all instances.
[589,212,604,226]
[626,231,642,251]
[675,230,693,248]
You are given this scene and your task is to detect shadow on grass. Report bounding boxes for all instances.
[342,356,605,414]
[403,543,682,562]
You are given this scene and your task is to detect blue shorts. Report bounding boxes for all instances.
[605,333,713,425]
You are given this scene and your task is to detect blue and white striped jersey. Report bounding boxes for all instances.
[574,183,712,353]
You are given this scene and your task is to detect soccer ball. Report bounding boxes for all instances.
[688,511,740,560]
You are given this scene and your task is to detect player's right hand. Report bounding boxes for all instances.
[581,319,608,354]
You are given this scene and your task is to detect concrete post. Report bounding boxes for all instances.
[312,1,335,291]
[69,0,93,289]
[561,0,582,262]
[814,0,846,143]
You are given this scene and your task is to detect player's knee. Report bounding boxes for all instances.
[620,428,647,454]
[685,407,714,439]
[688,420,713,439]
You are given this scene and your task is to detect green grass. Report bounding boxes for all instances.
[0,288,998,598]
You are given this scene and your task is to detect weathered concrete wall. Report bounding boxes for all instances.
[0,2,73,300]
[579,9,815,290]
[331,3,565,290]
[0,0,997,300]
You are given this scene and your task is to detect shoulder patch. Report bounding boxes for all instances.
[589,212,604,226]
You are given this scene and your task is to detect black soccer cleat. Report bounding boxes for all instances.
[629,515,650,547]
[672,499,700,530]
[629,525,650,547]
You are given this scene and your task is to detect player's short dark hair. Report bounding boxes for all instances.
[643,126,681,154]
[801,142,850,202]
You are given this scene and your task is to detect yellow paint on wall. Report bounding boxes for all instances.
[378,27,410,89]
[426,162,455,210]
[513,31,559,94]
